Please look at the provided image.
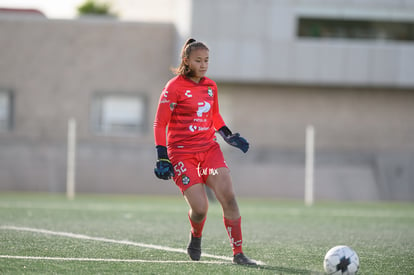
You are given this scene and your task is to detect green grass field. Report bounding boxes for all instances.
[0,193,413,274]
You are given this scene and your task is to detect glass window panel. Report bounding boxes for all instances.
[91,93,146,135]
[0,90,12,131]
[298,17,414,41]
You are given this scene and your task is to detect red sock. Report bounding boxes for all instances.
[189,212,206,238]
[224,216,243,255]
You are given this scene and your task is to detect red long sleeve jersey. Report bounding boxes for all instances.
[154,75,226,154]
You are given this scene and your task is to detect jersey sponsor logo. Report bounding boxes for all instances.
[189,125,209,132]
[189,125,197,132]
[197,101,211,117]
[193,118,206,122]
[185,90,192,98]
[197,163,219,177]
[198,126,210,131]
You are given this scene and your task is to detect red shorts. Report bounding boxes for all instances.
[169,142,228,194]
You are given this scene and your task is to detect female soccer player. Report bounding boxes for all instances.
[153,38,256,265]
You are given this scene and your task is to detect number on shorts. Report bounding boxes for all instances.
[174,161,187,176]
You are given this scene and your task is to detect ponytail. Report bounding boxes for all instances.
[172,38,209,76]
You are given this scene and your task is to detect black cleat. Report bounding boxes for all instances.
[187,234,202,261]
[233,253,257,266]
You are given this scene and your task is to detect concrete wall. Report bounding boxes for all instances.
[218,84,414,151]
[0,17,179,195]
[217,84,414,201]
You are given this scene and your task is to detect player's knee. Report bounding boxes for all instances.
[190,204,208,221]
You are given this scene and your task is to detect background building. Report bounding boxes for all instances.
[1,0,413,200]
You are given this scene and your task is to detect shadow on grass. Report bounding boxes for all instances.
[245,264,323,275]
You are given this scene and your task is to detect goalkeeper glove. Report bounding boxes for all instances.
[154,145,174,180]
[218,126,249,153]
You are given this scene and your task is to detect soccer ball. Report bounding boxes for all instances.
[323,245,359,275]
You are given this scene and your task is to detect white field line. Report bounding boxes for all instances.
[0,225,233,263]
[0,255,229,264]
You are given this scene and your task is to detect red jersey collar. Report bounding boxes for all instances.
[182,75,206,85]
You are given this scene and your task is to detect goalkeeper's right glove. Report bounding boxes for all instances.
[154,145,174,180]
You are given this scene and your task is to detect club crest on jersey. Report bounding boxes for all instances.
[170,102,177,111]
[207,87,213,97]
[182,175,190,185]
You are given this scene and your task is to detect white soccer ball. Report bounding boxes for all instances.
[323,245,359,275]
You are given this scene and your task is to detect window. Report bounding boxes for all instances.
[91,93,147,135]
[297,17,414,41]
[0,89,13,131]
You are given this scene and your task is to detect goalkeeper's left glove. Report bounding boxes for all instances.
[218,126,249,153]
